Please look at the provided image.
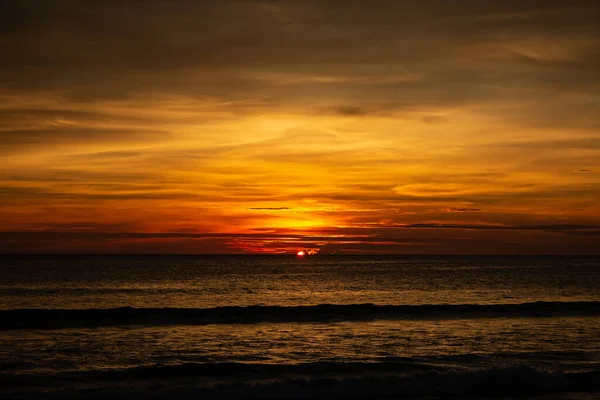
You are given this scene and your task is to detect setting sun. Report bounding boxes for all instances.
[297,251,305,257]
[0,1,598,257]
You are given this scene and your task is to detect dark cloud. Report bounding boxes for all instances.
[566,230,600,236]
[421,115,448,124]
[336,106,366,116]
[404,223,514,230]
[0,127,171,153]
[2,222,599,241]
[444,208,484,213]
[400,223,600,235]
[1,0,598,107]
[1,222,599,254]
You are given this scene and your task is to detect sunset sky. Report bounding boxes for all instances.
[1,0,599,254]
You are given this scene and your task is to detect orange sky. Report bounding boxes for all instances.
[1,1,599,254]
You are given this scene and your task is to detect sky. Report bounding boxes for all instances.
[1,0,599,254]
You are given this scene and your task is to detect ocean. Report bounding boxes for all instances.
[0,255,599,399]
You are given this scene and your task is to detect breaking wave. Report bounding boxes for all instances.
[1,301,599,330]
[2,362,599,399]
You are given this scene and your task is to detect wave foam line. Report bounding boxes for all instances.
[2,364,599,398]
[1,301,599,330]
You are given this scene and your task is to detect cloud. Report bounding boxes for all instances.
[336,106,366,116]
[493,137,600,150]
[394,183,488,197]
[1,1,598,104]
[2,222,599,254]
[444,208,484,213]
[249,207,291,211]
[1,0,600,254]
[566,230,600,236]
[0,127,171,154]
[398,223,600,235]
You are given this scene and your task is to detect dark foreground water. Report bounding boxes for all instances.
[0,255,599,399]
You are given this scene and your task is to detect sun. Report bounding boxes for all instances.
[297,250,305,257]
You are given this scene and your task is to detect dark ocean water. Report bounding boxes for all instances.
[0,255,599,399]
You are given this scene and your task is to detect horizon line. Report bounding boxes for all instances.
[1,253,598,257]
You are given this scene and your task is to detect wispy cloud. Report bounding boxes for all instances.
[249,207,292,211]
[1,0,599,253]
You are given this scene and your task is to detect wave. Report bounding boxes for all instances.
[2,363,599,398]
[1,301,599,330]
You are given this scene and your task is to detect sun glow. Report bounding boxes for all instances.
[297,250,305,257]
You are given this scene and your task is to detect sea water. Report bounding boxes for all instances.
[1,255,599,399]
